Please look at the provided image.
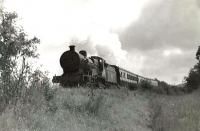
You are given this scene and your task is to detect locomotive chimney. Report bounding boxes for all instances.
[69,45,75,52]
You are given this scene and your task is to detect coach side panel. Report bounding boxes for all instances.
[119,68,138,85]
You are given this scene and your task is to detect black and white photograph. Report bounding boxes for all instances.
[0,0,200,130]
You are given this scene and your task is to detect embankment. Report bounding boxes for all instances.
[150,88,200,131]
[0,87,152,131]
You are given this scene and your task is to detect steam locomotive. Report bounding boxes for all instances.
[52,45,158,88]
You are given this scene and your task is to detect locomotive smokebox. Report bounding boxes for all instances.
[60,45,80,74]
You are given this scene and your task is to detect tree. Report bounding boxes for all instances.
[0,11,40,105]
[185,46,200,91]
[196,46,200,60]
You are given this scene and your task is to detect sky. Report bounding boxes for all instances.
[2,0,200,84]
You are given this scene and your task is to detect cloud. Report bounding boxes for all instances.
[68,31,127,65]
[163,48,183,57]
[3,0,149,77]
[120,0,200,51]
[71,31,145,75]
[4,0,199,84]
[119,0,200,83]
[139,49,196,83]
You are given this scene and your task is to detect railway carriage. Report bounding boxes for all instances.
[52,45,159,89]
[118,68,138,88]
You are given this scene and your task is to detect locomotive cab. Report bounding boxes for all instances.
[53,45,159,88]
[90,56,106,80]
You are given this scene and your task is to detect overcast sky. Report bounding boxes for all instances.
[3,0,200,84]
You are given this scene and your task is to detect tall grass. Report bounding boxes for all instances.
[150,88,200,131]
[0,86,152,131]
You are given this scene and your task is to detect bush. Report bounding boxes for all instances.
[139,81,153,90]
[185,46,200,91]
[185,63,200,91]
[150,90,200,131]
[128,84,138,90]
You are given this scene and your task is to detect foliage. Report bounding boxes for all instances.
[185,62,200,91]
[139,81,153,90]
[185,47,200,91]
[196,46,200,60]
[0,10,46,111]
[128,83,138,90]
[150,90,200,131]
[0,87,152,131]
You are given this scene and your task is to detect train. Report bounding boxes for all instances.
[52,45,159,89]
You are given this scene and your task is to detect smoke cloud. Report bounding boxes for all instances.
[4,0,200,84]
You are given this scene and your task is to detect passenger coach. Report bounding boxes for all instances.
[52,45,159,88]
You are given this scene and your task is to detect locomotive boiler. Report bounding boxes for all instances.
[52,45,108,86]
[52,45,158,88]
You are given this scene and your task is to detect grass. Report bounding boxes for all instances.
[2,83,198,131]
[150,87,200,131]
[0,86,152,131]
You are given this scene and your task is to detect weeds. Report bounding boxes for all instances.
[139,81,153,90]
[0,86,152,131]
[150,89,200,131]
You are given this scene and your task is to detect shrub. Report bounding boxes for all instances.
[185,63,200,91]
[150,90,200,131]
[139,81,153,90]
[185,46,200,91]
[84,92,104,116]
[128,84,138,90]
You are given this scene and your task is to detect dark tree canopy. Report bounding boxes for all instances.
[0,11,40,73]
[0,12,39,57]
[0,11,40,105]
[185,46,200,91]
